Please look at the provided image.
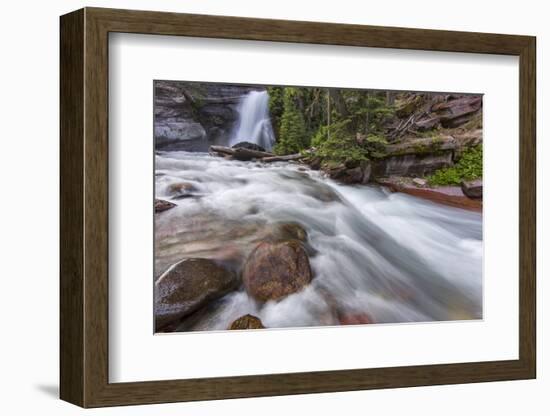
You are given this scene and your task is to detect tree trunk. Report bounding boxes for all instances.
[386,91,395,106]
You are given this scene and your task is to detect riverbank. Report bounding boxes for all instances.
[206,140,483,212]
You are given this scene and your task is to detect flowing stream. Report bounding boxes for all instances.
[155,151,482,331]
[229,90,276,151]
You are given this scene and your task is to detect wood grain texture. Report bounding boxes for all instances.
[59,7,537,408]
[59,8,84,407]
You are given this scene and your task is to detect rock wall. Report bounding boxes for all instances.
[154,81,261,151]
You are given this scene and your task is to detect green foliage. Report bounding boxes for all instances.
[273,88,309,155]
[267,87,398,162]
[311,124,329,148]
[313,120,368,163]
[267,86,284,136]
[340,91,395,135]
[364,135,388,158]
[428,145,483,186]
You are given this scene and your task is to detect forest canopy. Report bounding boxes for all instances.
[268,87,395,161]
[266,86,482,184]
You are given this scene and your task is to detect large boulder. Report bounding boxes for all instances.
[155,258,238,330]
[229,314,265,330]
[461,179,483,198]
[243,240,313,302]
[231,141,266,152]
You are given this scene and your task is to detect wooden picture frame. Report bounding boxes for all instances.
[60,7,536,408]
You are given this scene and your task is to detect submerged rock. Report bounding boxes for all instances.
[229,314,265,330]
[461,179,483,198]
[167,182,196,198]
[274,222,308,243]
[338,312,373,325]
[243,240,313,302]
[155,258,238,330]
[155,199,176,213]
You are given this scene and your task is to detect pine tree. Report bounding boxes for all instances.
[274,88,308,155]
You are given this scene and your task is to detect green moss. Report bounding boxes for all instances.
[428,145,482,186]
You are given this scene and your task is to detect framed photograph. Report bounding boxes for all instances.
[60,7,536,407]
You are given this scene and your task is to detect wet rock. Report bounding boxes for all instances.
[461,179,483,199]
[324,160,371,184]
[155,258,238,330]
[155,199,176,213]
[229,314,265,330]
[338,312,373,325]
[377,177,482,212]
[231,141,266,152]
[308,156,322,170]
[243,240,313,302]
[167,182,196,198]
[275,223,308,243]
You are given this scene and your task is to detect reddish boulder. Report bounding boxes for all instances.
[243,240,313,302]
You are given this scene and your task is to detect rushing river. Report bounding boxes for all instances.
[155,151,482,331]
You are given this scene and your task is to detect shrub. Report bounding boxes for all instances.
[428,145,482,186]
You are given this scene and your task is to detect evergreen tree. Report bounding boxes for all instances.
[274,88,308,155]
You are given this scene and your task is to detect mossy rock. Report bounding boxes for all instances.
[229,314,265,330]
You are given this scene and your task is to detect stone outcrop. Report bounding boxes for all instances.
[461,179,483,198]
[389,93,482,139]
[323,160,372,184]
[154,81,260,151]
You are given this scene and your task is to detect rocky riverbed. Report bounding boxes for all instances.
[154,151,482,332]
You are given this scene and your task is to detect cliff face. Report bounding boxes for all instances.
[154,81,260,151]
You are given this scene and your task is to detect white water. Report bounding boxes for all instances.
[230,90,276,150]
[155,152,482,331]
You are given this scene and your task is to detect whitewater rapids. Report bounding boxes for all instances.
[155,151,482,331]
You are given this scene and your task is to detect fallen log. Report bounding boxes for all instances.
[209,145,235,156]
[233,147,274,161]
[209,145,274,161]
[261,153,303,163]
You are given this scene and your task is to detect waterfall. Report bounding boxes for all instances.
[230,90,276,151]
